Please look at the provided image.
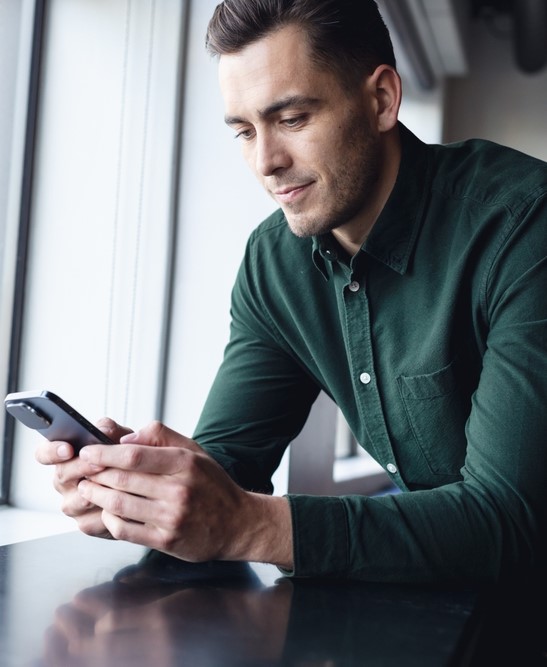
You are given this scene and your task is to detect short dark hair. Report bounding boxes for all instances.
[206,0,396,88]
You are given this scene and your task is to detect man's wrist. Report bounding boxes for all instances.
[230,492,294,570]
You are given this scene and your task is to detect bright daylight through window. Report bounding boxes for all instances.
[0,0,38,504]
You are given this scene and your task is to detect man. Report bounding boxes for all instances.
[37,0,547,583]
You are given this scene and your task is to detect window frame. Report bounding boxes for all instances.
[1,0,46,504]
[288,392,392,497]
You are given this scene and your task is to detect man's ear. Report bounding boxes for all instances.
[364,65,402,133]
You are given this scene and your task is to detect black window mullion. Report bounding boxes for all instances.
[2,0,47,504]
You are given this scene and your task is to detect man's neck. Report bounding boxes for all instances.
[332,128,402,257]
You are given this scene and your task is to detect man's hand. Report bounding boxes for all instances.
[76,421,294,568]
[41,575,293,666]
[34,418,133,538]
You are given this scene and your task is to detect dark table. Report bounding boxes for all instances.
[0,531,543,666]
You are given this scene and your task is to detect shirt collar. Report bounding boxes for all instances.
[312,233,338,279]
[312,122,431,279]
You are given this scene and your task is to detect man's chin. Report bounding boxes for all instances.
[284,213,323,239]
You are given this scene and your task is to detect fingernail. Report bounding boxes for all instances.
[57,444,71,459]
[79,447,90,460]
[120,431,139,443]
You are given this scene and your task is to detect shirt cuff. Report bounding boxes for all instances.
[282,494,349,577]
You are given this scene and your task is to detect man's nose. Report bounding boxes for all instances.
[254,130,292,177]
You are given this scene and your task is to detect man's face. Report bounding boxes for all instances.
[219,25,383,239]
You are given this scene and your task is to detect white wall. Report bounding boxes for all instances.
[443,18,547,160]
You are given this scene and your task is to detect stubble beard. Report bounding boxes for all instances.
[282,118,382,240]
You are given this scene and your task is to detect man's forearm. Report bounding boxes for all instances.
[230,493,294,570]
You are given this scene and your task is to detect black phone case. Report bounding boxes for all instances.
[4,390,113,453]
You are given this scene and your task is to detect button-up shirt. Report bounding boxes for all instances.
[193,123,547,583]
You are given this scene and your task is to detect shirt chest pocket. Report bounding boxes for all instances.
[397,359,469,476]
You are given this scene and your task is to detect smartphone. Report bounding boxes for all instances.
[4,390,113,453]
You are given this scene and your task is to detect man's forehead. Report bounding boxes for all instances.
[219,27,313,90]
[218,27,329,115]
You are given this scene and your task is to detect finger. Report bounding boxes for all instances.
[94,595,177,634]
[84,467,161,499]
[79,469,193,530]
[78,478,162,527]
[71,582,128,618]
[74,507,113,539]
[120,421,201,453]
[54,457,106,490]
[101,510,170,552]
[95,417,134,443]
[58,484,96,516]
[79,442,195,475]
[53,602,96,650]
[35,439,75,465]
[42,623,70,667]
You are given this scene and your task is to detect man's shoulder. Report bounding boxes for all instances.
[250,208,287,239]
[236,209,318,291]
[430,137,547,210]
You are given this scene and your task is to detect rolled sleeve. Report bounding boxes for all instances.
[285,494,349,578]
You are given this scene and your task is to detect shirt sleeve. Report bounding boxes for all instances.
[287,192,547,583]
[193,235,320,494]
[196,193,547,584]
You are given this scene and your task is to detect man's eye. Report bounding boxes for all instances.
[234,128,254,141]
[282,115,306,128]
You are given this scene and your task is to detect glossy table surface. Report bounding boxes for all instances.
[0,531,486,666]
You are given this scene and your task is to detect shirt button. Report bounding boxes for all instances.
[386,463,398,474]
[348,281,360,292]
[359,372,371,385]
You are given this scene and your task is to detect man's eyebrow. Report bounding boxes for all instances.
[224,95,321,126]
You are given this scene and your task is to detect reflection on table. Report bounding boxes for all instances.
[0,532,481,666]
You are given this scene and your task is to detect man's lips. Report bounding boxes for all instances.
[273,182,314,204]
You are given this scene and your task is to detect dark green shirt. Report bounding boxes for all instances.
[194,124,547,583]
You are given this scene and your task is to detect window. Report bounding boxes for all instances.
[0,0,38,504]
[4,0,187,511]
[288,392,392,496]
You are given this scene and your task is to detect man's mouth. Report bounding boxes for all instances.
[273,182,314,205]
